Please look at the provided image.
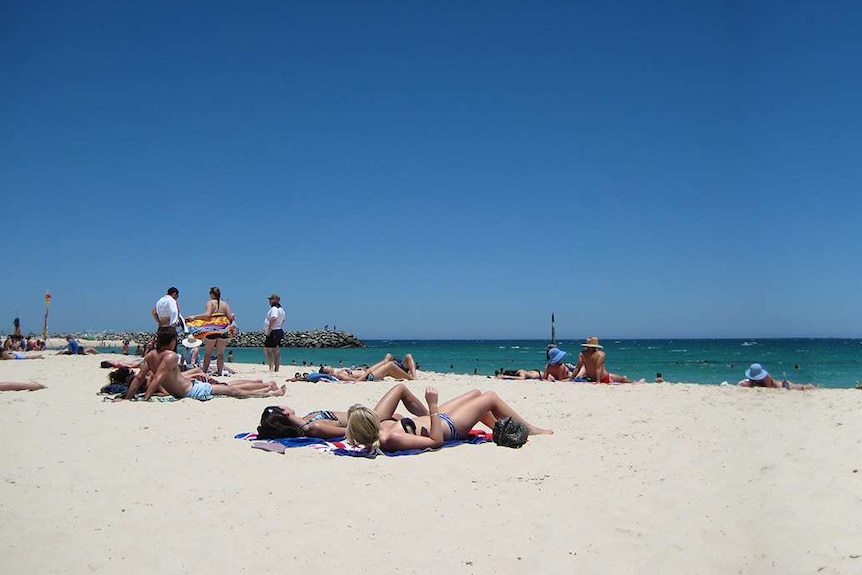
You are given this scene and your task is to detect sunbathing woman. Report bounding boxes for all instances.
[319,354,416,382]
[257,383,482,440]
[346,387,553,452]
[496,368,543,380]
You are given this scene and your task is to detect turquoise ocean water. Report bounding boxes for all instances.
[105,338,862,389]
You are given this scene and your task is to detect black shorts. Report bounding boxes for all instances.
[206,334,230,340]
[264,329,284,348]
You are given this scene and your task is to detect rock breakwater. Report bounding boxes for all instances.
[61,329,365,349]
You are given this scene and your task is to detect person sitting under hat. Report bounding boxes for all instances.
[181,334,202,368]
[568,337,642,384]
[738,363,817,390]
[542,347,585,381]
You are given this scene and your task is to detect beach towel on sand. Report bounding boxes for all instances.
[235,430,491,458]
[186,316,236,338]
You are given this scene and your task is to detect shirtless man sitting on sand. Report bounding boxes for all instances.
[123,330,285,401]
[569,337,642,384]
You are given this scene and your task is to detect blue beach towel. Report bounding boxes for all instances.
[235,431,491,458]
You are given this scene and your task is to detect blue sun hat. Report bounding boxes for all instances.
[745,363,769,381]
[547,347,567,365]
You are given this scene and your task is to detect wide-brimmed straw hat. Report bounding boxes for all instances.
[745,363,769,381]
[547,347,567,365]
[581,336,603,349]
[181,335,202,348]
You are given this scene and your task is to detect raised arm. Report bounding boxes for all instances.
[374,383,429,418]
[124,356,152,399]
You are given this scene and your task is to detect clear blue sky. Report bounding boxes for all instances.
[2,1,860,339]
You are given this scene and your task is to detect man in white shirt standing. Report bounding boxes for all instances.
[263,293,286,372]
[152,287,181,329]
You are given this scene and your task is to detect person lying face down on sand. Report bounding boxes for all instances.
[319,353,417,382]
[345,386,553,453]
[569,337,643,384]
[496,368,544,380]
[0,382,45,391]
[738,363,817,390]
[122,330,285,401]
[257,382,435,439]
[1,350,45,360]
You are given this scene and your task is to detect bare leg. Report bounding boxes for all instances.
[202,339,215,374]
[226,380,279,392]
[0,382,45,391]
[365,360,412,381]
[264,347,274,372]
[609,373,645,384]
[438,389,495,428]
[447,391,553,436]
[401,354,417,378]
[373,383,428,418]
[216,339,227,375]
[210,383,286,398]
[273,346,281,372]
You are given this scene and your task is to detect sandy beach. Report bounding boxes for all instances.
[1,353,861,575]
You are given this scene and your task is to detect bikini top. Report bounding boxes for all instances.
[300,410,338,429]
[382,417,417,435]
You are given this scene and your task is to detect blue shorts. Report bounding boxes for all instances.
[186,381,213,401]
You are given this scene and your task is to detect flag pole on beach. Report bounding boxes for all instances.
[42,291,51,341]
[550,312,556,345]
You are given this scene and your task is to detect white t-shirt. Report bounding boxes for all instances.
[264,306,285,334]
[155,295,179,326]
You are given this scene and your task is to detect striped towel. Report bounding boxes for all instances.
[235,431,491,458]
[186,314,236,338]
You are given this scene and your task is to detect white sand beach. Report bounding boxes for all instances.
[1,354,861,575]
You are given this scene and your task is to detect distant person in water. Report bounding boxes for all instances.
[569,337,641,384]
[655,372,665,383]
[738,364,817,390]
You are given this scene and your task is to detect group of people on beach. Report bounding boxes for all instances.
[493,336,644,384]
[491,336,818,390]
[256,382,553,453]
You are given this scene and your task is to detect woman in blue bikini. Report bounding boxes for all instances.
[346,387,553,452]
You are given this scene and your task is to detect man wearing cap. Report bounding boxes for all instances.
[570,336,640,384]
[739,363,816,390]
[263,294,286,372]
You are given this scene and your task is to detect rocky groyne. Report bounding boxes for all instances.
[55,329,365,349]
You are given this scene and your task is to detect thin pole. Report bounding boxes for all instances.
[550,312,556,345]
[42,291,51,341]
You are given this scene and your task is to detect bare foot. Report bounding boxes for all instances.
[529,426,554,435]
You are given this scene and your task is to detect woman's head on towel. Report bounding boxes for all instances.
[346,405,381,451]
[257,406,305,439]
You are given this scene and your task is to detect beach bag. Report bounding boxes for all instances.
[492,417,528,448]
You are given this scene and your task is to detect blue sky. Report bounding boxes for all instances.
[2,1,860,339]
